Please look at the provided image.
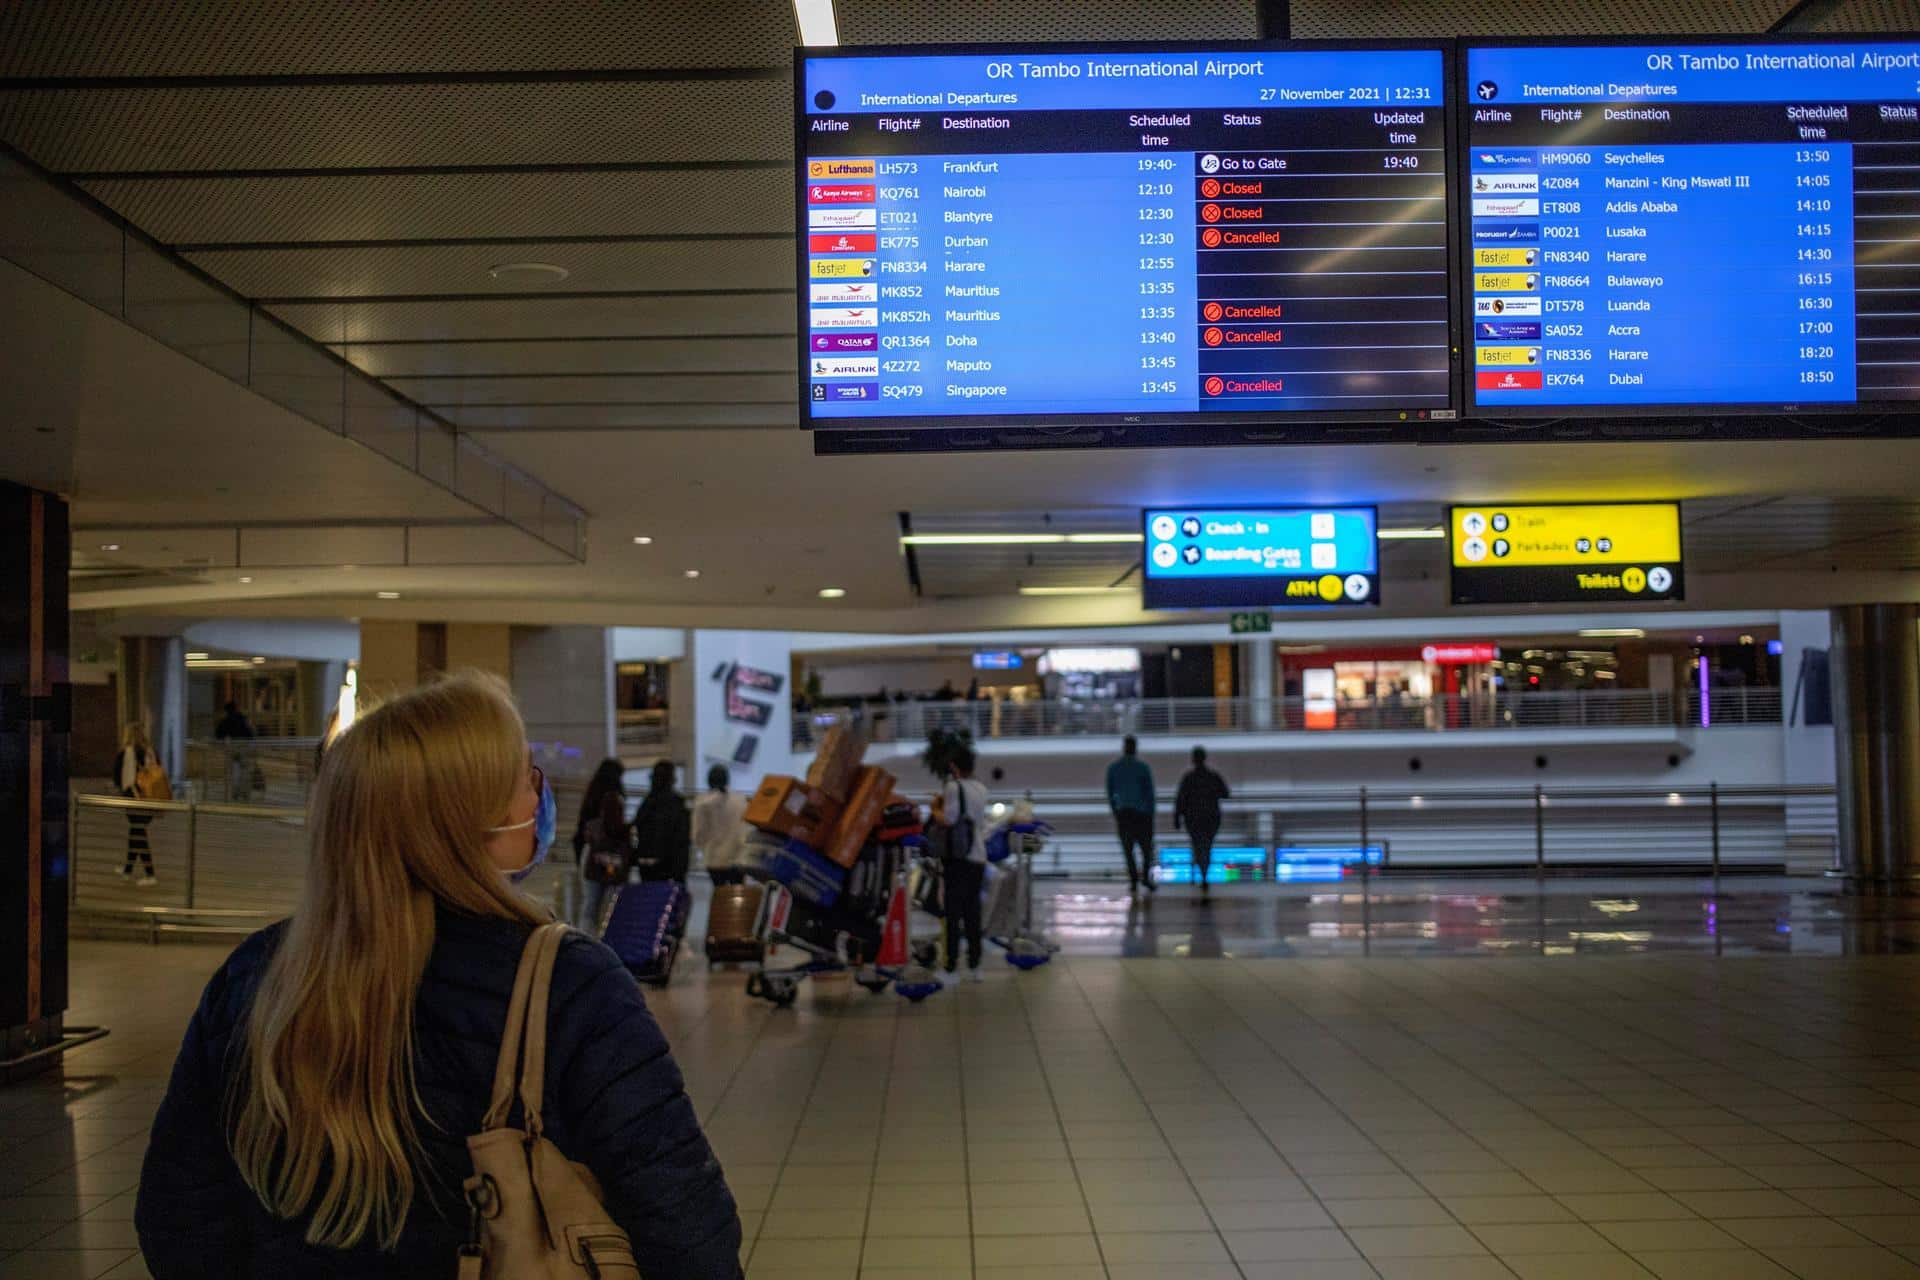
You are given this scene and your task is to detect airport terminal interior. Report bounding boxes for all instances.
[13,1,1920,1278]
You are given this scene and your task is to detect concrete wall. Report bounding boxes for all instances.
[510,625,614,787]
[355,619,417,704]
[446,622,511,678]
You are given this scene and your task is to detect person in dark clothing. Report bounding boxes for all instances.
[1105,735,1157,895]
[939,747,990,982]
[572,756,629,931]
[213,700,255,741]
[632,759,693,885]
[134,672,741,1280]
[1174,745,1232,900]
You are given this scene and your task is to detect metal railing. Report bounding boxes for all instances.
[66,779,1840,940]
[796,688,1765,747]
[182,738,321,805]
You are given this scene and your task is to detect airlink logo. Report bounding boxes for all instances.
[809,159,876,178]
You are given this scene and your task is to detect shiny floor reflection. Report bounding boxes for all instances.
[1030,875,1920,958]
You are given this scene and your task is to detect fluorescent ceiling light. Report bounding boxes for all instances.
[684,569,701,579]
[1378,527,1445,539]
[185,652,210,661]
[903,534,1067,546]
[238,576,254,584]
[99,542,120,551]
[1578,628,1646,638]
[632,535,653,545]
[793,0,838,45]
[376,591,401,600]
[251,656,267,665]
[818,587,847,599]
[1018,586,1134,596]
[1065,533,1144,544]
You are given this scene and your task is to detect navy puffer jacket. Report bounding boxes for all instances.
[136,907,742,1279]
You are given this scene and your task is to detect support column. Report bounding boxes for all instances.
[1,481,74,1079]
[117,635,185,782]
[1830,604,1920,890]
[510,626,615,791]
[1246,637,1275,730]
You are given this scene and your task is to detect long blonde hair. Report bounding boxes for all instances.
[231,671,547,1250]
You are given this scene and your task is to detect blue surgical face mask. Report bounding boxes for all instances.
[490,770,556,884]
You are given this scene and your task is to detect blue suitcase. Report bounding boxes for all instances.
[601,880,686,986]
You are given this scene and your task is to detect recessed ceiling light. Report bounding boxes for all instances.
[793,0,838,45]
[238,576,254,584]
[99,542,120,551]
[488,261,570,283]
[818,587,847,599]
[684,569,701,579]
[376,591,401,600]
[632,535,653,545]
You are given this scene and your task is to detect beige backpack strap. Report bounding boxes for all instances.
[515,922,569,1138]
[482,921,567,1131]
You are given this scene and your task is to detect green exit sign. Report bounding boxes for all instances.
[1230,611,1271,634]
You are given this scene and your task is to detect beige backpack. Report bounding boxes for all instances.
[460,921,640,1279]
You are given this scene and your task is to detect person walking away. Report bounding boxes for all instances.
[691,764,750,885]
[116,721,164,886]
[1106,735,1157,894]
[214,699,256,800]
[134,671,742,1278]
[572,756,629,932]
[632,760,692,885]
[940,747,991,982]
[1174,746,1232,901]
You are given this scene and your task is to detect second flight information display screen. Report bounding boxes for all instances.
[1465,38,1920,415]
[799,45,1454,428]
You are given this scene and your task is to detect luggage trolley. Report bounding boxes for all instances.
[745,839,916,1007]
[985,820,1058,970]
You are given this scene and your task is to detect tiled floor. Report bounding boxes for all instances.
[16,883,1920,1278]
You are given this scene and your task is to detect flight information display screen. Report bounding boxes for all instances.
[799,44,1456,430]
[1142,506,1380,609]
[1464,38,1920,415]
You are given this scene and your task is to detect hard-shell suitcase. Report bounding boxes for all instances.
[603,880,686,986]
[706,882,766,964]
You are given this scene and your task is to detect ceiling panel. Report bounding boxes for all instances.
[77,168,790,244]
[1289,0,1795,36]
[0,78,793,174]
[0,0,795,76]
[337,335,796,379]
[183,238,791,298]
[266,292,796,345]
[456,402,797,430]
[389,372,794,407]
[839,0,1258,43]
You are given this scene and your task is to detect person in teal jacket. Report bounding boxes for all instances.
[1105,735,1157,894]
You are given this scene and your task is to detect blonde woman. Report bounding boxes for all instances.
[114,721,160,885]
[135,672,742,1277]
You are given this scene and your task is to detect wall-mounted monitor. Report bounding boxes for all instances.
[1143,505,1380,609]
[1448,502,1683,604]
[1462,36,1920,417]
[798,43,1458,439]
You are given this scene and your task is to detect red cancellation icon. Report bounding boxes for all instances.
[1202,327,1225,347]
[1201,203,1222,223]
[1202,301,1224,322]
[1200,178,1221,198]
[1200,227,1222,248]
[1204,376,1225,396]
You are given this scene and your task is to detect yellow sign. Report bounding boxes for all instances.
[808,158,875,178]
[1475,247,1538,268]
[1475,271,1538,292]
[1449,504,1682,568]
[810,258,875,278]
[1476,346,1540,367]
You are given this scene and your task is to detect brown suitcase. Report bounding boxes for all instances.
[705,882,766,964]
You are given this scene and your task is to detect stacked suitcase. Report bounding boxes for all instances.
[602,880,687,987]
